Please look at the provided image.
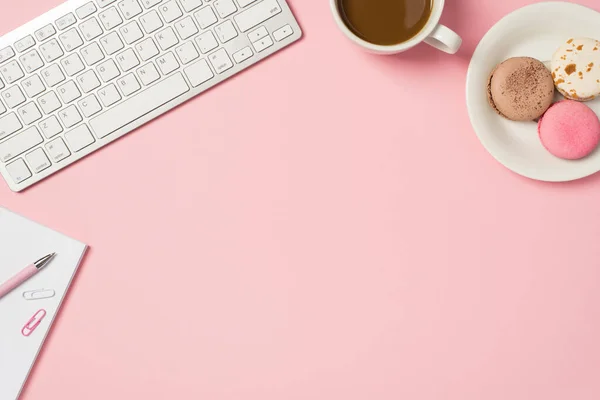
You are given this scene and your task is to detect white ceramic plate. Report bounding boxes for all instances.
[466,2,600,181]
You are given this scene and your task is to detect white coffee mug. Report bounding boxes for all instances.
[330,0,462,55]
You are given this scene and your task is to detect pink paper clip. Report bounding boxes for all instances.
[21,309,46,337]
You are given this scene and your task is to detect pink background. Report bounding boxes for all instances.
[2,0,600,398]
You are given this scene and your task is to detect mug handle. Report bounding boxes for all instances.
[424,24,462,54]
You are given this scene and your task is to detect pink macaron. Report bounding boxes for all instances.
[538,100,600,160]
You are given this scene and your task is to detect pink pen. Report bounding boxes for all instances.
[0,253,55,300]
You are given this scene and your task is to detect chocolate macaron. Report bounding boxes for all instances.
[487,57,555,121]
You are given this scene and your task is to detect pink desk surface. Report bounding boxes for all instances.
[2,0,600,399]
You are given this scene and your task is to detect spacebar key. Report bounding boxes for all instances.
[90,73,190,139]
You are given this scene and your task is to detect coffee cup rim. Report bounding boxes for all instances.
[330,0,445,53]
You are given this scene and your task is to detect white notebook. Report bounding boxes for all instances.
[0,207,87,400]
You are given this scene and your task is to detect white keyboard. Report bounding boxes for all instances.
[0,0,301,191]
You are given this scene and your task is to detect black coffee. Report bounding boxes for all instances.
[337,0,433,46]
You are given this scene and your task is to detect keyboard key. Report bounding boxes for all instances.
[156,27,179,50]
[174,16,198,40]
[137,63,160,85]
[39,39,64,62]
[232,46,252,63]
[77,70,102,93]
[40,64,66,87]
[140,10,164,34]
[78,94,103,117]
[252,35,273,52]
[117,73,141,96]
[81,42,105,66]
[175,42,199,65]
[208,48,233,74]
[248,26,268,42]
[135,38,160,61]
[141,0,162,7]
[0,113,23,140]
[40,115,64,138]
[97,0,118,8]
[194,7,218,29]
[120,21,144,44]
[6,158,31,183]
[119,0,143,19]
[0,47,15,65]
[214,0,237,18]
[97,59,121,81]
[25,148,51,173]
[45,137,70,162]
[21,75,46,98]
[184,59,213,87]
[159,1,183,22]
[59,29,84,51]
[99,32,125,55]
[97,83,122,106]
[19,50,45,74]
[56,13,77,30]
[237,0,257,6]
[116,48,140,71]
[76,2,98,19]
[58,105,83,128]
[14,36,36,53]
[156,52,179,75]
[80,18,104,41]
[180,0,203,12]
[38,92,62,114]
[0,61,25,84]
[215,20,238,43]
[234,0,281,32]
[273,24,293,41]
[57,80,82,103]
[0,126,43,162]
[196,31,218,54]
[90,73,189,138]
[61,53,86,76]
[65,124,95,152]
[2,86,26,108]
[99,7,124,30]
[18,102,42,124]
[0,100,5,115]
[35,25,57,42]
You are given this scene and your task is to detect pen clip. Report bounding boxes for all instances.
[21,309,46,337]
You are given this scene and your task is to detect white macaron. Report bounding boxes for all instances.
[551,37,600,101]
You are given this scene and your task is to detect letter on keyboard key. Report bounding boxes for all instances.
[0,126,43,162]
[137,63,160,85]
[6,158,31,183]
[184,59,214,87]
[65,124,95,152]
[234,0,282,32]
[59,105,83,128]
[90,73,189,138]
[2,86,27,108]
[0,113,23,140]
